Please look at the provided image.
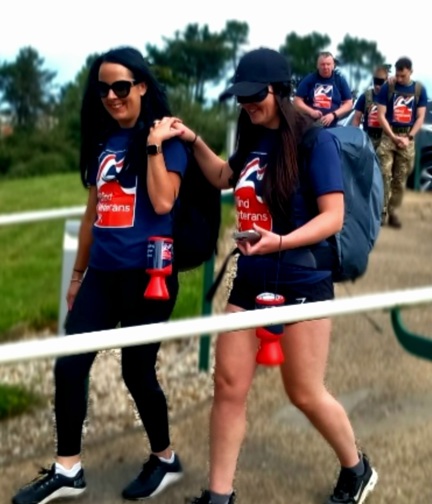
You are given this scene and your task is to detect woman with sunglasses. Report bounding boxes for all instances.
[12,46,188,504]
[172,48,378,504]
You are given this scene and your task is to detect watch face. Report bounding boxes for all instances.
[147,144,161,155]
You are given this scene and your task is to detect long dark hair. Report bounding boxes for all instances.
[235,82,313,223]
[79,46,171,187]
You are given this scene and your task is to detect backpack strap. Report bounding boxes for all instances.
[364,89,373,112]
[388,80,422,104]
[387,81,395,104]
[299,125,322,152]
[298,125,339,255]
[205,247,239,301]
[414,81,422,103]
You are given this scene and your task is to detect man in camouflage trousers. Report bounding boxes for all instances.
[376,57,428,228]
[352,65,389,151]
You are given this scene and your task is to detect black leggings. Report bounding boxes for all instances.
[55,267,178,457]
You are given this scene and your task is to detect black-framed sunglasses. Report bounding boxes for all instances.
[97,80,137,99]
[237,88,269,104]
[373,77,386,86]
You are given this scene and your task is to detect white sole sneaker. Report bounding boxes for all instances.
[357,468,378,504]
[149,471,184,498]
[40,486,86,504]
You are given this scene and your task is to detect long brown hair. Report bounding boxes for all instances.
[234,83,313,223]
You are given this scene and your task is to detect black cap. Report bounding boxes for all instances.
[220,47,291,101]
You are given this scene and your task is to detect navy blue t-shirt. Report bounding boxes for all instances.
[296,71,352,125]
[355,90,382,132]
[229,128,344,282]
[87,128,188,271]
[377,81,428,127]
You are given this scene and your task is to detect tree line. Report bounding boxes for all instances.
[0,21,387,179]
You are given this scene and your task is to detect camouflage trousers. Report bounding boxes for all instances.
[376,134,415,215]
[370,136,382,152]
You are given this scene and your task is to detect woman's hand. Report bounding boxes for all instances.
[168,117,197,143]
[147,116,185,145]
[236,224,282,256]
[66,279,82,311]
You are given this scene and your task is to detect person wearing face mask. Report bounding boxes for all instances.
[352,66,389,150]
[11,46,189,504]
[169,47,378,504]
[376,57,428,228]
[293,51,353,128]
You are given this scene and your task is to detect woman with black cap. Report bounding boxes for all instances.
[173,47,378,504]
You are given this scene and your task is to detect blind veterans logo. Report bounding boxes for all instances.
[367,104,380,128]
[162,241,173,261]
[234,153,272,232]
[393,94,414,123]
[95,151,137,228]
[313,84,333,109]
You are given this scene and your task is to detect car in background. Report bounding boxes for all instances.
[338,100,432,191]
[407,100,432,191]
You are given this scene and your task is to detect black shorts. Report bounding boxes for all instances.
[228,253,334,311]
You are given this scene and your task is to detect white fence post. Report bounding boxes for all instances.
[58,220,80,335]
[226,120,236,156]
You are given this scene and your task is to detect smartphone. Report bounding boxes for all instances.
[232,229,261,243]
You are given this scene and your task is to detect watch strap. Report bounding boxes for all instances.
[146,144,162,155]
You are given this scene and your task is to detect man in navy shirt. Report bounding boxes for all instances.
[376,56,428,228]
[294,51,353,127]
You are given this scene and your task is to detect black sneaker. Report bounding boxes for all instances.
[187,489,236,503]
[327,453,378,504]
[12,464,86,504]
[388,213,402,229]
[122,453,183,500]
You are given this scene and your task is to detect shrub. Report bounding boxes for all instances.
[0,383,44,420]
[8,152,73,178]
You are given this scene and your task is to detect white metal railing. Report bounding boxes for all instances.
[0,286,431,365]
[0,205,86,226]
[0,189,234,227]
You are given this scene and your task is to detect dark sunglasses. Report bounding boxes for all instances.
[97,80,137,99]
[237,88,269,104]
[373,77,386,86]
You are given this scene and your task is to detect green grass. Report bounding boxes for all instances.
[0,174,88,340]
[0,384,44,420]
[0,172,87,211]
[0,173,234,341]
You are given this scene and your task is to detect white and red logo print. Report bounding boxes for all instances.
[367,104,380,128]
[313,84,333,109]
[234,155,272,232]
[95,152,137,228]
[393,95,414,124]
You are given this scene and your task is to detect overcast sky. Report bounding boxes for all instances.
[4,0,431,97]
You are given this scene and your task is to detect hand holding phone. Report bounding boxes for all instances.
[232,229,261,243]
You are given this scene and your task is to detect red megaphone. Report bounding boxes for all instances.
[255,293,285,366]
[144,236,173,300]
